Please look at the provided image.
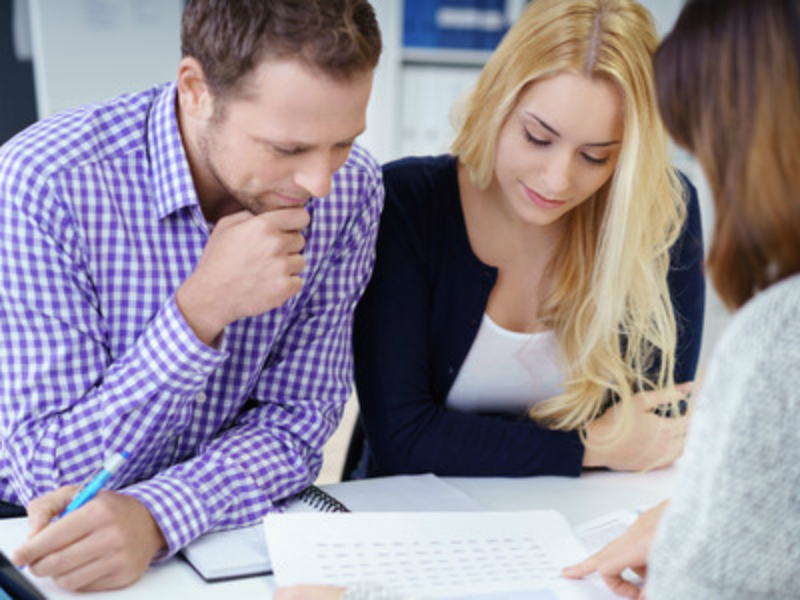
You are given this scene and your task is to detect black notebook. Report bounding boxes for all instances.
[292,485,350,513]
[181,485,350,582]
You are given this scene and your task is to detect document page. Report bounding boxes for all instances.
[265,510,620,599]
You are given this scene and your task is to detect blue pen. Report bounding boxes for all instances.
[61,451,129,517]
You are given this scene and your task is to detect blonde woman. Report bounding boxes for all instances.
[351,0,703,479]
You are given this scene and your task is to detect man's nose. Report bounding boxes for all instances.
[296,152,334,199]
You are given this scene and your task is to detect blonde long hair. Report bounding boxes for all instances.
[451,0,686,438]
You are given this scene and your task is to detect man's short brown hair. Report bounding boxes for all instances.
[181,0,382,98]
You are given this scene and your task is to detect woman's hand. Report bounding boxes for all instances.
[583,383,692,471]
[561,501,669,599]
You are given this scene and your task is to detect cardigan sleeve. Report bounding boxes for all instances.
[353,159,585,477]
[668,176,705,385]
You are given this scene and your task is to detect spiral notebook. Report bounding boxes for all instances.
[180,485,349,582]
[180,474,483,582]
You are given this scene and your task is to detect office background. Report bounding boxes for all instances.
[1,0,729,481]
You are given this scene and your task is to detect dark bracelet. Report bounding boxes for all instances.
[653,393,691,418]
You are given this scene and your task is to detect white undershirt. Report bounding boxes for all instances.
[446,313,565,415]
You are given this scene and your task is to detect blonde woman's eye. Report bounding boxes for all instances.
[582,153,609,166]
[524,129,550,147]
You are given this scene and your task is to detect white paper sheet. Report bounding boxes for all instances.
[265,510,621,599]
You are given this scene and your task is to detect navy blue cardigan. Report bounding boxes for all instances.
[353,155,705,478]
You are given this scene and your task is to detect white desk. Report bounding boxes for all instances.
[0,469,674,599]
[446,467,675,523]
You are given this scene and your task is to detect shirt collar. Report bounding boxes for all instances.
[148,81,201,220]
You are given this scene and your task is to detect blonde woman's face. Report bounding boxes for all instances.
[493,72,623,228]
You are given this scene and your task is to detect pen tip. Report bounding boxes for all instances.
[121,451,130,459]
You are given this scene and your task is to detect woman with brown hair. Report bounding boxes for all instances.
[565,0,800,597]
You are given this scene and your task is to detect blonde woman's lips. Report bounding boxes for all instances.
[522,183,567,210]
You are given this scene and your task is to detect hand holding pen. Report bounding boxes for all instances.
[14,451,128,576]
[12,451,167,592]
[61,451,129,517]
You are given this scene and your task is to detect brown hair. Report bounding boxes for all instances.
[655,0,800,309]
[181,0,381,98]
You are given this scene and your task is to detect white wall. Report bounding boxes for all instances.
[27,0,181,118]
[361,0,403,164]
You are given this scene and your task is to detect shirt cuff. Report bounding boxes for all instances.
[121,475,211,561]
[145,295,228,389]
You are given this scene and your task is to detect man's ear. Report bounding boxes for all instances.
[177,56,214,120]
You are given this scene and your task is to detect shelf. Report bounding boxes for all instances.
[401,47,492,67]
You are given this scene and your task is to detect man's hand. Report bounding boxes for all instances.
[176,207,311,345]
[583,383,693,471]
[12,487,166,592]
[562,501,669,599]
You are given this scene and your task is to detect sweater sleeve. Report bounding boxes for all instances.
[353,160,585,478]
[648,276,800,599]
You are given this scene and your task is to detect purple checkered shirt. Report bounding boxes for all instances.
[0,82,383,557]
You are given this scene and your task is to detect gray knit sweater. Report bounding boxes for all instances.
[649,274,800,599]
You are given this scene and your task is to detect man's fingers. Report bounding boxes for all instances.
[285,231,307,254]
[15,502,95,568]
[283,274,304,300]
[215,210,253,229]
[54,552,116,593]
[262,206,311,232]
[286,255,306,276]
[25,485,79,538]
[217,206,311,234]
[27,528,95,579]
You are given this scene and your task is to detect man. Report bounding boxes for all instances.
[0,0,382,591]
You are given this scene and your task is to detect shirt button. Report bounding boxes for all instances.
[195,392,207,403]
